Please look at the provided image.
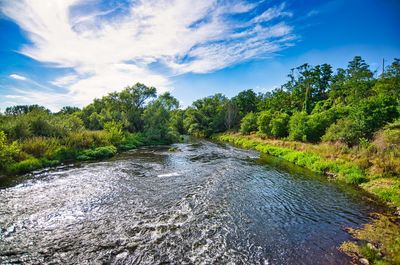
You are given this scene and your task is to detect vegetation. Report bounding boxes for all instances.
[0,83,182,175]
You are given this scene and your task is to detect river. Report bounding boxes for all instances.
[0,140,382,264]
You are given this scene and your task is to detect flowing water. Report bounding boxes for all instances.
[0,140,382,264]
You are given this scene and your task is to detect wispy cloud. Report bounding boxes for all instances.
[1,0,295,109]
[9,74,27,80]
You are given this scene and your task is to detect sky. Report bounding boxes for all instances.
[0,0,399,111]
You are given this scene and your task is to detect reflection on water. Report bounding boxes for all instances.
[0,140,382,264]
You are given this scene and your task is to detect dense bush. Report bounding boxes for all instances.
[77,145,117,161]
[0,131,21,170]
[20,137,60,158]
[240,112,258,134]
[270,112,290,138]
[322,118,363,145]
[65,130,110,149]
[119,133,145,150]
[351,95,399,138]
[104,121,124,145]
[6,157,43,175]
[288,112,309,141]
[257,110,273,135]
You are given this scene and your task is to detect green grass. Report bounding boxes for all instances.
[215,133,367,185]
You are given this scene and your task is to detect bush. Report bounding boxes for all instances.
[77,145,117,161]
[257,110,273,135]
[6,157,43,175]
[270,112,290,138]
[66,130,110,149]
[20,137,60,158]
[119,133,145,150]
[0,131,21,170]
[351,95,399,138]
[288,112,309,141]
[305,111,336,142]
[104,121,124,145]
[322,118,363,145]
[240,112,258,134]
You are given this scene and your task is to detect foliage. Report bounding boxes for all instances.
[142,92,179,144]
[119,133,145,150]
[104,121,124,145]
[183,94,228,137]
[0,131,21,170]
[257,110,273,135]
[322,118,363,145]
[288,112,309,141]
[240,112,258,134]
[77,145,117,161]
[65,130,110,149]
[20,137,60,158]
[269,112,290,138]
[215,133,367,184]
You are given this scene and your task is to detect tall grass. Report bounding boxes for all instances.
[215,133,367,184]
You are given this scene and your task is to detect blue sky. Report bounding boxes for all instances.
[0,0,399,111]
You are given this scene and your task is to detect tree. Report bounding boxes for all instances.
[142,92,179,144]
[232,89,259,117]
[225,101,239,130]
[183,94,228,137]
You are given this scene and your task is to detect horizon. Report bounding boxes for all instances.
[1,0,399,111]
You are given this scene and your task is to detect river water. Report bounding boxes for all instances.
[0,140,381,264]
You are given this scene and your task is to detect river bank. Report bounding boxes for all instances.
[214,133,400,264]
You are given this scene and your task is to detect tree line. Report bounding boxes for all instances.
[0,56,399,175]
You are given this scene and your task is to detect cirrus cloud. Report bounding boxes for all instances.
[1,0,296,109]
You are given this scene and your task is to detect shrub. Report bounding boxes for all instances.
[257,110,273,135]
[66,130,110,149]
[240,112,258,134]
[20,137,60,158]
[305,111,336,142]
[322,118,363,145]
[351,94,399,138]
[6,157,43,175]
[0,131,21,170]
[288,112,309,141]
[270,112,290,138]
[119,133,145,150]
[104,121,124,145]
[77,145,117,161]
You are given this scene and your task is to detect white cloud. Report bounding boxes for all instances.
[1,0,295,109]
[51,74,79,87]
[253,3,292,23]
[9,74,27,80]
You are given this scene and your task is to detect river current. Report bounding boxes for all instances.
[0,140,381,264]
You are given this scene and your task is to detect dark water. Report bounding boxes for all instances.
[0,140,381,264]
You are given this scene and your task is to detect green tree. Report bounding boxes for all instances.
[142,92,179,144]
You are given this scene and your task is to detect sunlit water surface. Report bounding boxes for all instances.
[0,140,382,264]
